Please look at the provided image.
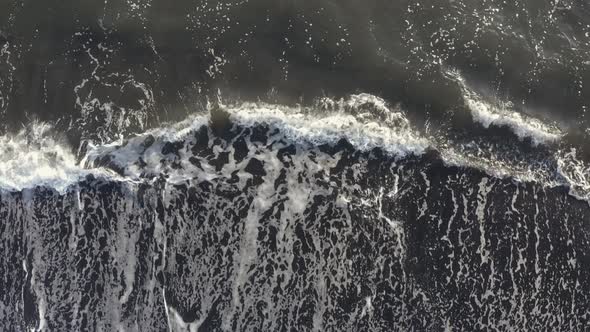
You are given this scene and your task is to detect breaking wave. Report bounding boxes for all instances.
[445,69,563,146]
[2,93,587,205]
[0,122,93,193]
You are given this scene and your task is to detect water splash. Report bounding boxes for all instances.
[0,122,96,193]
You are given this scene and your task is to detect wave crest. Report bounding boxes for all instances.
[445,69,563,146]
[0,122,89,192]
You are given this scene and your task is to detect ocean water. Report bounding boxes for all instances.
[1,0,590,330]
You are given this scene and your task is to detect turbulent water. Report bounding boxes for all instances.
[1,0,590,331]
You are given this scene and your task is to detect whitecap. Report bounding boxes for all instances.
[83,94,430,182]
[445,69,563,146]
[3,94,590,205]
[0,122,109,193]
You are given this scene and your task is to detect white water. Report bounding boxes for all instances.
[79,94,430,190]
[229,94,427,157]
[556,149,590,201]
[445,69,563,146]
[0,122,92,193]
[1,94,589,203]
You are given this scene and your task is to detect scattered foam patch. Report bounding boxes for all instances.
[556,149,590,202]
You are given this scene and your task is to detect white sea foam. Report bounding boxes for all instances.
[2,94,590,204]
[0,122,111,193]
[230,94,427,157]
[440,144,552,183]
[82,94,580,197]
[445,69,563,146]
[82,94,430,183]
[556,149,590,201]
